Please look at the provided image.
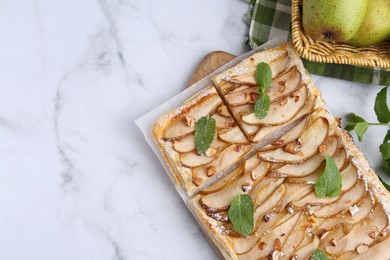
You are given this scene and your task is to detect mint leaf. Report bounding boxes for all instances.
[315,155,342,198]
[379,176,390,191]
[354,122,369,142]
[254,93,270,119]
[380,142,390,174]
[383,129,390,143]
[228,194,254,236]
[311,248,328,260]
[255,62,272,90]
[194,116,216,153]
[374,87,390,123]
[344,112,366,131]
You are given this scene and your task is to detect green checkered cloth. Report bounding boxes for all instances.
[244,0,390,85]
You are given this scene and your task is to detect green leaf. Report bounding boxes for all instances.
[344,112,366,131]
[255,62,272,90]
[194,116,216,153]
[228,194,254,236]
[315,155,342,198]
[254,93,270,119]
[379,176,390,192]
[374,87,390,123]
[380,142,390,173]
[383,129,390,144]
[354,122,369,142]
[311,248,328,260]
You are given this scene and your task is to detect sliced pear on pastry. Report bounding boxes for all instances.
[198,164,243,195]
[281,215,307,259]
[325,204,388,255]
[218,125,250,144]
[225,86,257,107]
[192,144,251,180]
[275,183,312,212]
[200,161,270,211]
[163,94,221,140]
[230,52,290,85]
[293,236,320,260]
[260,115,310,151]
[275,136,338,177]
[180,152,216,168]
[238,212,301,259]
[259,117,329,163]
[347,236,390,260]
[211,113,235,129]
[313,181,366,218]
[173,134,195,153]
[268,66,302,101]
[216,104,231,118]
[241,85,307,126]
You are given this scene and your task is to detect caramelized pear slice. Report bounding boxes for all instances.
[268,66,302,101]
[259,117,329,163]
[192,142,251,173]
[229,53,290,85]
[275,136,338,177]
[275,183,312,212]
[348,236,390,260]
[198,164,243,195]
[282,215,308,259]
[163,94,221,139]
[225,86,257,107]
[313,181,366,218]
[201,161,270,210]
[241,85,307,126]
[293,236,320,260]
[216,104,231,118]
[325,204,388,255]
[317,195,373,232]
[218,125,250,144]
[260,115,310,151]
[211,113,235,129]
[180,152,216,168]
[253,181,286,216]
[238,213,301,259]
[244,155,262,173]
[173,134,195,153]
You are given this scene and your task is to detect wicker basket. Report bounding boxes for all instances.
[291,0,390,69]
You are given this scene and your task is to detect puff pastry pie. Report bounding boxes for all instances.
[153,44,390,259]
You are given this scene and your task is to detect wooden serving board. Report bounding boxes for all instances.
[187,51,236,87]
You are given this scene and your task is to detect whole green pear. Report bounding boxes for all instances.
[347,0,390,47]
[302,0,368,42]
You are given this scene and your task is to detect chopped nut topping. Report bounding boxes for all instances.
[309,216,317,224]
[294,95,300,103]
[349,205,360,216]
[258,242,267,250]
[250,57,255,61]
[249,92,259,102]
[319,144,328,154]
[291,255,299,260]
[272,138,285,146]
[279,97,288,106]
[264,214,273,222]
[278,80,286,86]
[236,145,242,152]
[284,143,296,154]
[356,244,369,254]
[184,116,196,127]
[369,231,378,239]
[205,147,217,157]
[274,238,282,251]
[380,231,388,237]
[268,250,284,260]
[286,206,294,214]
[192,176,203,186]
[296,138,303,147]
[318,229,330,240]
[207,167,216,177]
[242,183,251,192]
[330,239,337,246]
[281,233,286,237]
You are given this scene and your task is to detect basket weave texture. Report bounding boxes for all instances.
[291,0,390,70]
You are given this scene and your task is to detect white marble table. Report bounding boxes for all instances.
[0,0,388,259]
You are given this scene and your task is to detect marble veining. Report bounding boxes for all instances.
[0,0,388,259]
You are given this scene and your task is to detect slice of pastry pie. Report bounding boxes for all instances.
[153,86,252,195]
[211,44,324,145]
[189,107,390,259]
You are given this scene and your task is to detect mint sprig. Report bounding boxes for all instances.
[194,116,216,153]
[311,248,328,260]
[314,155,342,198]
[228,194,254,236]
[254,63,272,119]
[345,87,390,179]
